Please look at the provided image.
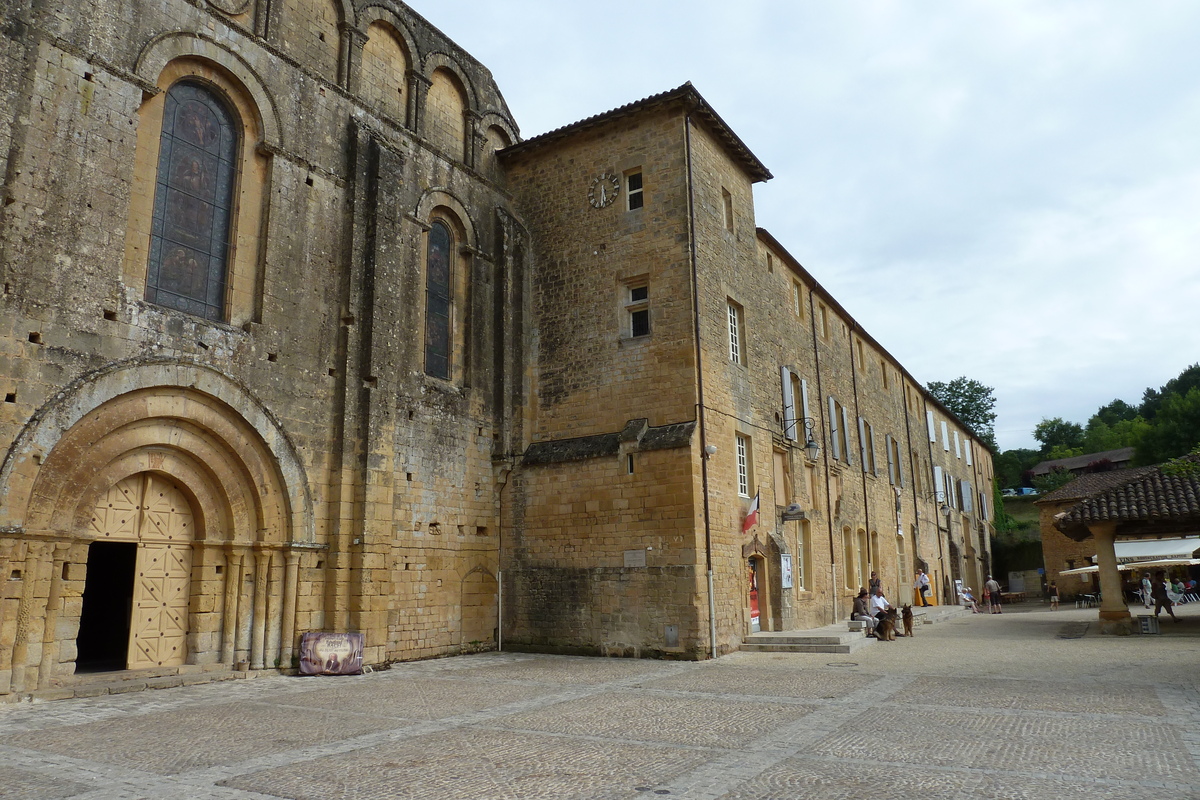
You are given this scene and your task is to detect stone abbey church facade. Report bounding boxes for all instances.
[0,0,994,696]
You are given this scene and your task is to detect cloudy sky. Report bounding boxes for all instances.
[409,1,1200,451]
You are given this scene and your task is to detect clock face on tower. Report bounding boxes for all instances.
[588,173,620,208]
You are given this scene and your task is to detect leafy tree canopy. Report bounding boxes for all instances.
[1135,387,1200,465]
[1033,417,1084,456]
[1032,466,1077,494]
[926,377,997,448]
[1140,363,1200,420]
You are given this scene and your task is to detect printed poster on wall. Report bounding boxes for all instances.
[299,632,364,676]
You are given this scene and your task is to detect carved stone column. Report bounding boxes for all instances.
[281,551,301,667]
[37,542,71,688]
[250,545,271,669]
[221,547,244,664]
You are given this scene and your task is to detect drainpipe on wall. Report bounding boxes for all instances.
[495,462,512,652]
[684,112,718,660]
[807,288,838,624]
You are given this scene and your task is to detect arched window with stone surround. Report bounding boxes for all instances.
[145,81,239,322]
[424,219,453,379]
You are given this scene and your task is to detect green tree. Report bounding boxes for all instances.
[1033,417,1084,456]
[1090,399,1139,427]
[1032,466,1077,494]
[1140,363,1200,420]
[1135,387,1200,465]
[994,448,1039,489]
[926,377,997,448]
[1079,416,1149,453]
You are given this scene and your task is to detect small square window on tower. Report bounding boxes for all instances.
[626,171,643,210]
[624,279,650,338]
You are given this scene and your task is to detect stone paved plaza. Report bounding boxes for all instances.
[2,603,1198,799]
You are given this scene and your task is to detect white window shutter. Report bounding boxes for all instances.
[781,366,797,441]
[897,442,905,487]
[926,410,936,442]
[886,434,896,484]
[941,420,950,451]
[828,397,840,460]
[954,431,961,459]
[858,416,867,471]
[933,465,944,503]
[800,378,810,420]
[961,480,974,513]
[841,406,852,466]
[979,490,988,520]
[965,439,973,466]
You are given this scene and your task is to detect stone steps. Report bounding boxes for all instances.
[740,605,969,654]
[741,628,874,654]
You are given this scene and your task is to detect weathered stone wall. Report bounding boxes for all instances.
[0,0,522,694]
[1039,499,1099,599]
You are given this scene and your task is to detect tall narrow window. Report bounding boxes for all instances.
[792,281,803,318]
[424,220,452,379]
[626,171,643,210]
[727,300,744,364]
[736,433,751,497]
[146,81,239,322]
[722,187,734,230]
[625,281,649,337]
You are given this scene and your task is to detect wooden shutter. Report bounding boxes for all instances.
[885,434,894,484]
[841,406,853,466]
[933,465,944,503]
[926,410,936,442]
[858,417,867,471]
[781,366,797,441]
[828,397,840,461]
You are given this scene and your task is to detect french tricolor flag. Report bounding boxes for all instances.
[742,491,760,533]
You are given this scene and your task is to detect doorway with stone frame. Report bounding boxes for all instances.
[78,473,195,670]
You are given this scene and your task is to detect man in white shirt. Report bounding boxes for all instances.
[871,587,893,618]
[913,570,931,607]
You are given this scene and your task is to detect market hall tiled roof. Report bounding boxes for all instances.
[1053,454,1200,541]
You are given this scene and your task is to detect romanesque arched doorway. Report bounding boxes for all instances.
[77,473,195,671]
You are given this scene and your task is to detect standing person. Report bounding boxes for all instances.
[1141,572,1153,609]
[869,571,882,597]
[1152,570,1180,623]
[1048,581,1059,610]
[852,588,877,636]
[985,575,1003,614]
[913,570,931,607]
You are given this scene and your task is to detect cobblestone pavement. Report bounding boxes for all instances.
[2,603,1198,799]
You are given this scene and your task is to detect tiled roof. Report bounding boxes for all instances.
[1036,465,1156,505]
[1054,454,1200,539]
[1029,447,1135,476]
[498,83,773,183]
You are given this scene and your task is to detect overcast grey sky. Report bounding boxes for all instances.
[409,1,1200,451]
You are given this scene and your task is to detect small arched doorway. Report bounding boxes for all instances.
[77,472,195,671]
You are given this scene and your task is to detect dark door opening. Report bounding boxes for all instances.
[76,541,137,672]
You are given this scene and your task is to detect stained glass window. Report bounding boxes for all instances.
[424,221,452,379]
[146,81,239,322]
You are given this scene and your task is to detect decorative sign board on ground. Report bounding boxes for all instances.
[299,632,364,676]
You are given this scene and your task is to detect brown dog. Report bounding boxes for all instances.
[875,609,899,641]
[901,604,914,637]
